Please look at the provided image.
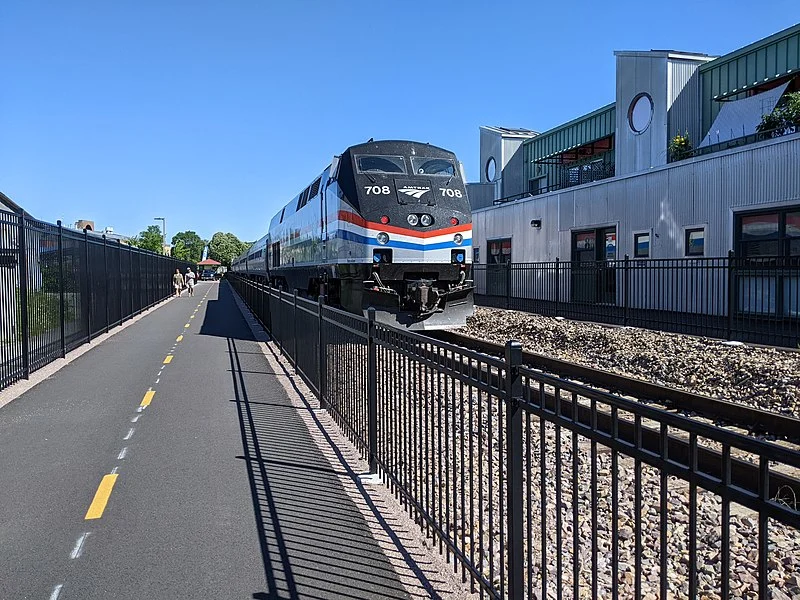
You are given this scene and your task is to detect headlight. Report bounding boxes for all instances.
[376,232,389,245]
[406,214,419,226]
[420,214,433,226]
[453,234,463,245]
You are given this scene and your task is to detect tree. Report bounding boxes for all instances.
[133,225,164,253]
[208,232,250,267]
[171,230,206,262]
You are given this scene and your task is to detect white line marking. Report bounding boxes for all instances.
[137,406,144,413]
[155,378,160,384]
[131,415,140,422]
[124,428,134,440]
[117,447,128,460]
[49,584,64,600]
[111,466,118,474]
[70,533,90,559]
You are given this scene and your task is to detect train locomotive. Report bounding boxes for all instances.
[231,140,474,329]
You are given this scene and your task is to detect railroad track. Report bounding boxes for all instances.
[417,329,800,506]
[424,329,800,442]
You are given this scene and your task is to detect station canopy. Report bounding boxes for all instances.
[197,258,221,266]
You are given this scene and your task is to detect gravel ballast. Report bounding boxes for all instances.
[458,307,800,418]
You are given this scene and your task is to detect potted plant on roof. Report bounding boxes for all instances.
[668,131,692,162]
[756,91,800,139]
[756,109,786,139]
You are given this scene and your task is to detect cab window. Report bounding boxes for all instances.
[410,157,456,177]
[356,155,406,174]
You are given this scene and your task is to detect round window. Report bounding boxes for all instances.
[628,93,654,134]
[486,157,496,182]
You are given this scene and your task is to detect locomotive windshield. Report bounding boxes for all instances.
[410,157,457,177]
[356,155,406,174]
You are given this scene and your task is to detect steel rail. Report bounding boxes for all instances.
[418,329,800,509]
[423,330,800,442]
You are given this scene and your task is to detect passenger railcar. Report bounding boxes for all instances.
[232,140,474,329]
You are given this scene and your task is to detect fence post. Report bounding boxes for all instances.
[118,240,123,324]
[130,245,137,315]
[623,254,630,326]
[84,228,92,343]
[318,294,327,410]
[727,250,735,340]
[277,288,284,358]
[504,340,523,600]
[57,220,66,357]
[367,307,378,475]
[555,257,560,306]
[103,234,109,333]
[18,214,30,379]
[293,289,298,368]
[506,261,512,309]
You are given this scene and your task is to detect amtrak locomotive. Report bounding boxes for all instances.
[231,140,473,329]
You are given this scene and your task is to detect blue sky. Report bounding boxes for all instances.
[1,1,796,243]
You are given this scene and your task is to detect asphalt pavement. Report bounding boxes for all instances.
[0,281,410,600]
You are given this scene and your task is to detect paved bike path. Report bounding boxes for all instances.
[0,281,410,600]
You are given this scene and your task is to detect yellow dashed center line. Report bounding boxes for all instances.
[176,335,183,342]
[85,474,119,520]
[184,323,190,328]
[140,390,155,408]
[163,355,173,364]
[190,315,195,319]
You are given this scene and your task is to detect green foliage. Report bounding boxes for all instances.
[133,225,164,253]
[668,131,692,161]
[171,230,206,262]
[756,92,800,138]
[784,92,800,126]
[208,232,250,267]
[18,289,75,337]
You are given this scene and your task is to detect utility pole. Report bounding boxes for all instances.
[154,217,166,254]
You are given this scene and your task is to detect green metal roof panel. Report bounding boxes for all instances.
[699,22,800,74]
[700,23,800,133]
[524,103,615,161]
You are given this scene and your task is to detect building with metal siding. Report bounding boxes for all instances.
[466,126,537,210]
[523,103,616,195]
[472,22,800,264]
[474,134,800,261]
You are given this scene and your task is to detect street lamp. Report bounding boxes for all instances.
[154,217,166,254]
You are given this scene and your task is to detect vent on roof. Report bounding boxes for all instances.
[309,177,321,198]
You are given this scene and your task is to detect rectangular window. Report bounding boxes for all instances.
[736,209,800,259]
[473,247,480,263]
[410,157,456,177]
[685,228,705,256]
[574,231,595,251]
[787,211,800,256]
[356,155,406,174]
[634,233,650,258]
[604,231,616,260]
[487,238,511,264]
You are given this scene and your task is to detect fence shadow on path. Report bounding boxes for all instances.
[204,283,444,600]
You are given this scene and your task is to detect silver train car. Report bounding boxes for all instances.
[232,140,474,329]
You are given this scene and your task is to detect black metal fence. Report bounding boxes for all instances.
[474,255,800,347]
[229,274,800,600]
[0,209,188,390]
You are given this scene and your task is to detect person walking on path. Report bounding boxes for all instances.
[173,268,185,297]
[185,267,196,296]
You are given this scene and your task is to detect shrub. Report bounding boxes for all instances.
[756,91,800,138]
[17,289,76,337]
[668,131,692,161]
